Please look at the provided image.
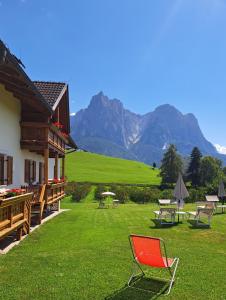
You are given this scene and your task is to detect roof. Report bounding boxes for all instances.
[33,81,67,109]
[0,40,53,114]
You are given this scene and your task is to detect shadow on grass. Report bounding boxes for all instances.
[105,277,169,300]
[187,219,211,229]
[150,219,178,229]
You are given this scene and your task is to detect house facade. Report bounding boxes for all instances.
[0,40,76,240]
[0,40,76,188]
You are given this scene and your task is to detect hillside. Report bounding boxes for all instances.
[66,151,160,184]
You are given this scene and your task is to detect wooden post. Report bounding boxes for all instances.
[44,148,49,184]
[55,153,59,179]
[62,156,65,179]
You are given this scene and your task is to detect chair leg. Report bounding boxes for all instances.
[128,260,145,287]
[165,258,179,296]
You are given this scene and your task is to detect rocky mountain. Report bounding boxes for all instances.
[71,92,225,165]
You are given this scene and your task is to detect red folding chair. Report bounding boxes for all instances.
[128,234,179,295]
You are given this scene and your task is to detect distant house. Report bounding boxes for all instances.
[0,40,76,241]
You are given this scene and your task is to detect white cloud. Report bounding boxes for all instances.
[215,144,226,155]
[70,112,76,116]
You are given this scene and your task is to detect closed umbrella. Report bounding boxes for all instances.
[173,173,189,222]
[218,180,225,204]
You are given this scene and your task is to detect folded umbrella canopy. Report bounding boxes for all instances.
[173,173,189,221]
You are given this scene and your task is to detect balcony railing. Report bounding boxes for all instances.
[46,182,66,205]
[0,193,33,241]
[20,122,68,154]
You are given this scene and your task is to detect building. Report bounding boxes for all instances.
[0,40,76,240]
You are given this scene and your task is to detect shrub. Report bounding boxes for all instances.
[127,187,156,204]
[94,184,107,201]
[69,183,91,202]
[109,185,129,203]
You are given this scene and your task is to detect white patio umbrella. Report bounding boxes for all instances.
[173,173,189,221]
[101,192,116,196]
[218,180,226,204]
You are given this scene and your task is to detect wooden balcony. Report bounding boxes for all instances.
[46,182,66,205]
[0,193,32,241]
[20,122,68,156]
[23,182,66,224]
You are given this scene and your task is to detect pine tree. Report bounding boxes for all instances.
[187,147,202,186]
[160,144,183,185]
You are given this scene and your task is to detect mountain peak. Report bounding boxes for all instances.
[154,104,180,114]
[89,91,108,108]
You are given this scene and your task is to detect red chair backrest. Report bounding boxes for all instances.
[130,235,166,268]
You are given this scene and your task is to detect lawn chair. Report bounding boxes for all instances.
[187,208,214,227]
[128,234,179,295]
[153,208,176,225]
[196,201,215,210]
[206,195,226,213]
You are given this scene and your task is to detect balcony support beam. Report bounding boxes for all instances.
[44,147,49,184]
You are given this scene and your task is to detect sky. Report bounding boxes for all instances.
[1,0,226,146]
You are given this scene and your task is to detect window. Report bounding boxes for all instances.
[39,162,44,184]
[24,159,36,184]
[0,154,13,185]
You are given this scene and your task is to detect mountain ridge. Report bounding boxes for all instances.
[71,92,225,165]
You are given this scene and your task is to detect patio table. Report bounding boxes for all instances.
[175,211,187,222]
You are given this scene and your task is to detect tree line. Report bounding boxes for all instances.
[159,144,225,188]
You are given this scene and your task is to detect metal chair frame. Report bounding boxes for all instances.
[154,208,177,225]
[188,208,214,227]
[128,234,179,296]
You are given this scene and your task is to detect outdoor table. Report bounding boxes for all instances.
[112,199,120,208]
[176,211,187,222]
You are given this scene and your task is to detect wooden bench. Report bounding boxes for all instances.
[0,193,33,241]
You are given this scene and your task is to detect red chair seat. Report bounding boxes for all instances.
[136,253,174,268]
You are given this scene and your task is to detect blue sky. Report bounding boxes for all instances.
[1,0,226,146]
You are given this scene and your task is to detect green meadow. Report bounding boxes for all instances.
[66,151,161,185]
[1,196,226,299]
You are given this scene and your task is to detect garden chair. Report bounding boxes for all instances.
[187,208,214,227]
[153,208,176,225]
[206,195,226,213]
[128,234,179,295]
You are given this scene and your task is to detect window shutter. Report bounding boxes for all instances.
[25,159,30,183]
[42,163,45,182]
[7,156,13,185]
[0,155,4,185]
[32,161,36,182]
[39,162,42,184]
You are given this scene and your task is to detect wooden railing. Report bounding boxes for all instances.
[45,182,66,205]
[20,122,67,154]
[48,127,66,153]
[0,193,33,241]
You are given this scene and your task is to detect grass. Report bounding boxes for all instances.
[66,151,160,185]
[1,194,226,299]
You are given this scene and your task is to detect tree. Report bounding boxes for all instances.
[160,144,183,185]
[152,162,156,169]
[187,147,202,186]
[200,156,222,186]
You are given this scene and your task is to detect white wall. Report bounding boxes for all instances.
[48,158,61,180]
[0,84,56,188]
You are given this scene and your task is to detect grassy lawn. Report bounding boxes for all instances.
[66,151,160,185]
[1,196,226,299]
